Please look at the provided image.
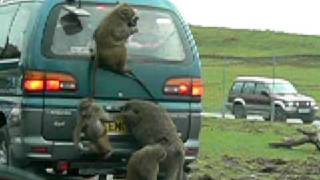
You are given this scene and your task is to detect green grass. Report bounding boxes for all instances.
[200,118,317,160]
[193,27,320,112]
[190,27,320,179]
[201,58,320,112]
[191,118,320,179]
[192,26,320,57]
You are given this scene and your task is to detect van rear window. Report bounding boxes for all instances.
[42,4,186,62]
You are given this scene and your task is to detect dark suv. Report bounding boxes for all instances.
[0,0,203,178]
[226,76,318,123]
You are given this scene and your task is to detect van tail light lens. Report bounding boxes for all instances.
[24,80,44,91]
[23,71,77,92]
[164,78,204,97]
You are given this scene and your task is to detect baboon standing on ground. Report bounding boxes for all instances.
[269,128,320,150]
[94,3,139,74]
[118,100,185,180]
[127,144,167,180]
[73,98,113,157]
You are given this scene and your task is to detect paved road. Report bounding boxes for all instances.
[202,112,320,125]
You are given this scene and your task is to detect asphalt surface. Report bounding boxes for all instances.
[202,112,320,124]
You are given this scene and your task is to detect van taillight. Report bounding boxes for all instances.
[23,71,77,92]
[164,78,204,97]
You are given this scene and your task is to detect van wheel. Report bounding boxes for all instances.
[233,104,246,119]
[274,106,286,121]
[98,175,107,180]
[0,127,7,165]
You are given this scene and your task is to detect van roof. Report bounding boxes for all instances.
[0,0,43,4]
[47,0,177,11]
[1,0,178,11]
[235,76,290,84]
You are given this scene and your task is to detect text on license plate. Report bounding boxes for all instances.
[104,118,129,135]
[298,109,311,113]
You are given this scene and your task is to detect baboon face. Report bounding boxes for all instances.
[79,98,100,117]
[117,3,139,27]
[79,98,93,116]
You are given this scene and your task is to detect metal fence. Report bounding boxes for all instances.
[202,55,320,121]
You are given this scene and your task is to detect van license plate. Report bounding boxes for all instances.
[104,118,129,135]
[298,109,311,113]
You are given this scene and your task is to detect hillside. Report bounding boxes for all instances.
[191,26,320,57]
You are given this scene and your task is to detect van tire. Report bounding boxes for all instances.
[233,104,246,119]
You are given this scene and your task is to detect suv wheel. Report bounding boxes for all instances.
[233,104,246,119]
[274,106,286,121]
[302,115,314,124]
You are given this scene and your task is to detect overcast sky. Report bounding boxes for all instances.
[170,0,320,36]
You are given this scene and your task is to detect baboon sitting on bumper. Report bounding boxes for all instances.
[127,144,167,180]
[73,98,113,157]
[119,100,185,180]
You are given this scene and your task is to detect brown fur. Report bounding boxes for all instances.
[73,98,112,156]
[127,144,167,180]
[94,3,138,74]
[119,100,185,180]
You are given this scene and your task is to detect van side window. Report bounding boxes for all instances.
[255,83,269,94]
[0,3,40,59]
[0,4,18,55]
[231,82,243,94]
[242,82,255,94]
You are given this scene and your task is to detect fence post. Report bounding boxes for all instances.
[270,56,276,122]
[221,58,228,119]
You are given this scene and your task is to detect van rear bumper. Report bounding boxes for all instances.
[11,136,200,166]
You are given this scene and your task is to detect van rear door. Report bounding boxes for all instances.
[38,3,201,142]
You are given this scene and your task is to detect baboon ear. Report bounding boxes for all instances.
[158,148,167,161]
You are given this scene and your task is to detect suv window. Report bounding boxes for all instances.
[43,4,186,61]
[242,82,255,94]
[255,83,269,94]
[231,82,243,94]
[0,2,41,59]
[267,83,297,94]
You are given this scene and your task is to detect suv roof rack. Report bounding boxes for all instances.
[235,76,289,84]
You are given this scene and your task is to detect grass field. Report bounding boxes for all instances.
[190,27,320,179]
[191,26,320,57]
[192,27,320,112]
[201,57,320,112]
[191,118,320,179]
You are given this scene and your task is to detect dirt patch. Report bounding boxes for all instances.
[190,155,320,180]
